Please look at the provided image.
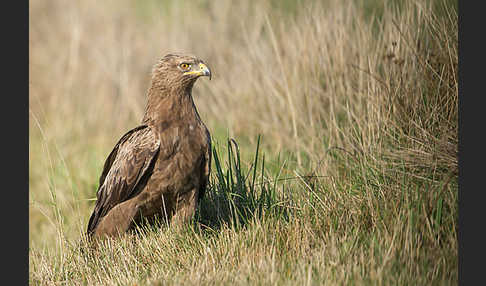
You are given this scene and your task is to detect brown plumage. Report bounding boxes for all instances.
[86,53,212,239]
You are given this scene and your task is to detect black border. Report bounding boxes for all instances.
[458,0,477,284]
[5,0,29,283]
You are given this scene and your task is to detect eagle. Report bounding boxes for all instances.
[86,53,212,239]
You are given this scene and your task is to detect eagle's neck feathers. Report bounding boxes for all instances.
[141,81,201,131]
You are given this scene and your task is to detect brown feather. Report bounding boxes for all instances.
[87,53,212,239]
[86,125,160,235]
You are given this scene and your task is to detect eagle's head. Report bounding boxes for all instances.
[150,53,211,92]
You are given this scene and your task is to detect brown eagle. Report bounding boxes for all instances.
[86,53,212,239]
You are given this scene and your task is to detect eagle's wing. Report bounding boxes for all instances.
[87,125,160,235]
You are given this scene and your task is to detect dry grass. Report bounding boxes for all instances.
[29,0,457,284]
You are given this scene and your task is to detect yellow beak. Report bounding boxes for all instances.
[184,63,212,80]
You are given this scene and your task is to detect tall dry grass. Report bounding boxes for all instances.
[29,0,457,284]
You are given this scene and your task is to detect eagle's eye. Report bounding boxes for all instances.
[179,63,191,71]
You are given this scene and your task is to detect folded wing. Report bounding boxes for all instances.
[86,125,160,236]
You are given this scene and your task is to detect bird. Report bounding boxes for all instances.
[86,53,212,239]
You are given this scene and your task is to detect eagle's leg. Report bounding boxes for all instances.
[132,192,175,228]
[170,188,198,227]
[92,198,140,239]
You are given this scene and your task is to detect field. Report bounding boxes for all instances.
[29,0,458,284]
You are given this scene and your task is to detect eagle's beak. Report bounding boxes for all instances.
[184,63,212,80]
[198,63,211,80]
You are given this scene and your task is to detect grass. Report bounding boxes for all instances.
[29,0,457,284]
